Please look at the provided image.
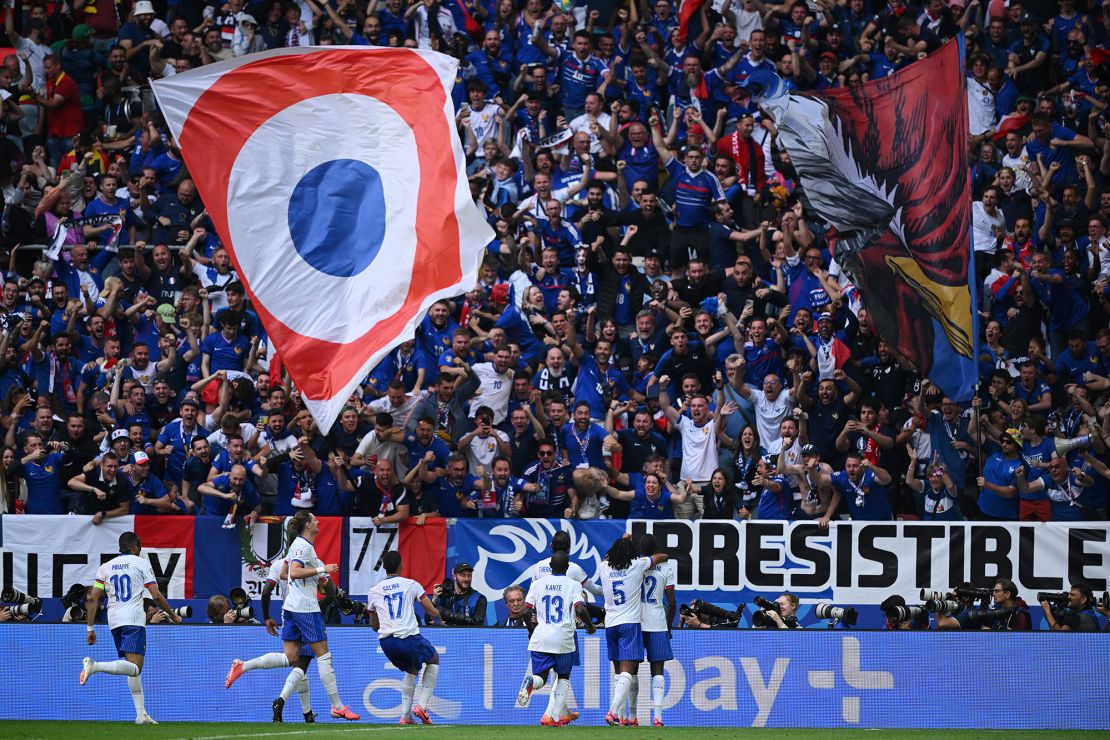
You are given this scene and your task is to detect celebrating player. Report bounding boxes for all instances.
[637,533,675,727]
[367,550,442,725]
[79,531,182,725]
[225,510,360,721]
[261,551,320,724]
[599,534,668,726]
[518,551,595,726]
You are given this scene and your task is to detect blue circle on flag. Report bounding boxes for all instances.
[288,159,385,277]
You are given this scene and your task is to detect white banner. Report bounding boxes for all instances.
[346,518,399,595]
[238,520,292,599]
[629,520,1110,604]
[0,516,191,599]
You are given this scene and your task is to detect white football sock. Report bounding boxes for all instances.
[296,675,311,713]
[542,676,558,717]
[417,663,439,709]
[279,667,304,702]
[652,675,665,720]
[93,659,139,676]
[628,675,639,721]
[400,672,417,718]
[609,672,633,716]
[128,675,146,717]
[315,652,343,709]
[552,678,569,720]
[244,652,289,672]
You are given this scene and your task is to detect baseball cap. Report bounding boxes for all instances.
[827,23,843,33]
[133,0,156,16]
[155,304,176,324]
[133,451,150,465]
[72,24,94,40]
[801,444,819,456]
[1002,428,1024,446]
[111,429,130,441]
[238,13,258,26]
[1019,11,1038,24]
[819,51,837,61]
[453,562,474,575]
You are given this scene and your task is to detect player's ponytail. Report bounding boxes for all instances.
[288,510,314,536]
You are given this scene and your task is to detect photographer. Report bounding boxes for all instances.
[432,563,487,626]
[752,593,800,629]
[946,579,1030,631]
[680,600,741,629]
[1040,583,1100,631]
[880,595,929,630]
[206,590,258,625]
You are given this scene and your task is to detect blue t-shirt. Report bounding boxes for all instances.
[403,433,450,473]
[573,352,631,419]
[627,473,674,519]
[127,473,170,514]
[979,453,1022,519]
[756,475,793,520]
[561,421,609,469]
[831,469,893,521]
[157,419,209,484]
[203,473,258,516]
[19,451,66,514]
[665,159,726,228]
[557,51,606,109]
[200,331,251,372]
[83,196,132,246]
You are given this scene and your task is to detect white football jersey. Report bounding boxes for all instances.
[524,574,583,654]
[599,556,652,627]
[284,536,323,613]
[265,557,288,597]
[640,560,675,633]
[95,554,156,629]
[529,555,603,596]
[367,576,426,639]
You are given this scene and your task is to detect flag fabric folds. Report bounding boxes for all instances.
[754,40,977,401]
[152,47,493,432]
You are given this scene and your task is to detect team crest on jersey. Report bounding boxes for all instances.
[43,465,53,473]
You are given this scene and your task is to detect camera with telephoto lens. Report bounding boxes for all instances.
[1098,592,1110,610]
[882,604,925,623]
[172,606,192,619]
[440,609,484,626]
[963,606,1017,629]
[924,598,962,615]
[61,583,87,621]
[2,586,42,617]
[228,587,257,622]
[680,599,743,628]
[1037,591,1069,606]
[753,595,781,613]
[953,585,992,602]
[334,589,369,621]
[815,602,858,626]
[439,578,455,600]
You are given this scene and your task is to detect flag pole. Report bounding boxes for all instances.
[956,34,984,483]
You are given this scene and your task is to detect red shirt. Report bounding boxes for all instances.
[46,72,84,139]
[719,130,767,192]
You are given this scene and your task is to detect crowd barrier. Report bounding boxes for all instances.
[2,515,1109,628]
[0,626,1105,728]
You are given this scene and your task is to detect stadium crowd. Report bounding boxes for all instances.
[0,0,1107,527]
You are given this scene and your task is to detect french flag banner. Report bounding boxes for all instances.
[152,47,493,432]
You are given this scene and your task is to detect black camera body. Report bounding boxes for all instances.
[680,599,743,628]
[753,596,781,614]
[440,610,484,626]
[817,602,859,626]
[963,606,1017,629]
[335,589,369,621]
[1037,591,1069,606]
[61,583,87,621]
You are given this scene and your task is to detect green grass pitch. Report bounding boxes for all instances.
[0,723,1105,740]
